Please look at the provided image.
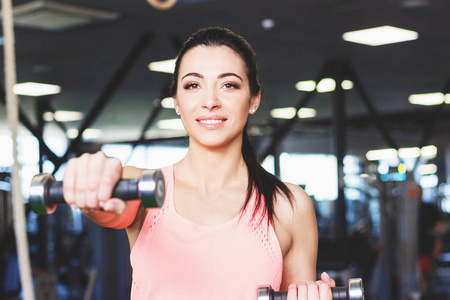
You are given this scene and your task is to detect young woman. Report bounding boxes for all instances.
[63,27,335,299]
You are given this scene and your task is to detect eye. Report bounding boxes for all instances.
[183,82,200,90]
[223,82,240,89]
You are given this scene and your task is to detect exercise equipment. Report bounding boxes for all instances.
[257,278,364,300]
[29,169,165,214]
[2,0,35,297]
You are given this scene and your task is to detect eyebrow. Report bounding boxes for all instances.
[181,72,203,80]
[181,72,243,81]
[218,73,243,81]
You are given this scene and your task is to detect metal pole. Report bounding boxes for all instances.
[36,99,47,173]
[138,85,170,141]
[54,32,154,173]
[331,63,347,238]
[345,65,400,151]
[260,63,331,161]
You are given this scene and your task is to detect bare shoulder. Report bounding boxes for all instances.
[274,182,315,224]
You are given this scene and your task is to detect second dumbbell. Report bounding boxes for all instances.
[257,278,364,300]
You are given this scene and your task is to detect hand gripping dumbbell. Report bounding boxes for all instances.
[257,278,364,300]
[29,169,165,214]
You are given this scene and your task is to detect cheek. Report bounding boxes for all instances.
[175,94,194,111]
[235,105,251,124]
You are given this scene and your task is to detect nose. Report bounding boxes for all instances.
[201,88,221,111]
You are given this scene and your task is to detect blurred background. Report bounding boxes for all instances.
[1,0,450,299]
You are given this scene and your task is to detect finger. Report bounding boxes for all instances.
[85,152,106,208]
[297,283,307,300]
[286,284,298,300]
[319,272,334,288]
[74,154,89,208]
[318,280,332,300]
[103,199,127,214]
[320,272,336,287]
[63,158,77,207]
[97,156,122,203]
[306,281,319,300]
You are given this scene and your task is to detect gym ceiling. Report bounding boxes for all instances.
[1,0,450,158]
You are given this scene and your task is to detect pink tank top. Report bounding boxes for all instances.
[130,165,283,299]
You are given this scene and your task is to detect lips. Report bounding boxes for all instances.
[196,116,227,129]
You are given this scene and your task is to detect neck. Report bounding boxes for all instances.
[176,139,247,192]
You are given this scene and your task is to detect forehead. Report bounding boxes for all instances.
[178,45,247,76]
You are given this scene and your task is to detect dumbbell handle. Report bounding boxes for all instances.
[257,278,364,300]
[29,169,165,214]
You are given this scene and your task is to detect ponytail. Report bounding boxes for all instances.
[241,128,293,223]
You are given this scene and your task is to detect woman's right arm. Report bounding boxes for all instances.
[63,152,144,230]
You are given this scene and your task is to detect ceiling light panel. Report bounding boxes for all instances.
[295,80,316,92]
[297,108,317,119]
[418,164,437,175]
[316,78,336,93]
[66,128,102,139]
[270,107,317,119]
[270,107,296,119]
[295,80,353,92]
[398,147,420,158]
[366,148,398,161]
[13,82,61,96]
[148,59,176,74]
[421,145,437,158]
[46,111,84,122]
[342,25,418,46]
[408,92,445,106]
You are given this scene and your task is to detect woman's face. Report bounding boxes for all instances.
[174,45,260,150]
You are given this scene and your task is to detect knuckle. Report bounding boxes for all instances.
[86,179,100,191]
[108,157,122,170]
[92,151,107,162]
[99,174,116,187]
[93,151,105,157]
[79,152,91,161]
[75,185,85,197]
[297,283,307,292]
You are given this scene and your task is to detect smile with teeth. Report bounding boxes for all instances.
[199,119,224,124]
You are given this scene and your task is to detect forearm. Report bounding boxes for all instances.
[83,200,141,229]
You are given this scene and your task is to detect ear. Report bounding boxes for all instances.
[174,97,181,115]
[249,91,261,114]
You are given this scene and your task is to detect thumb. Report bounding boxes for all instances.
[321,272,336,287]
[103,199,127,214]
